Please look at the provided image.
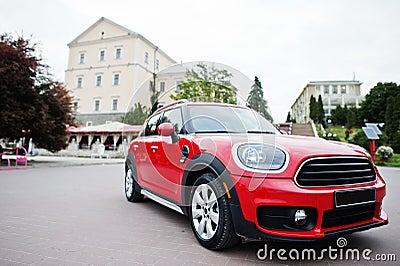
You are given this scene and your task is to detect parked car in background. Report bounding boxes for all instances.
[124,101,388,250]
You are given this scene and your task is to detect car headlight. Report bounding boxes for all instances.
[237,143,286,171]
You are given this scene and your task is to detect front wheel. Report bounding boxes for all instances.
[189,173,240,249]
[125,167,144,202]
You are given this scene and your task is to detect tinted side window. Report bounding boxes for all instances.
[160,108,184,134]
[145,113,162,136]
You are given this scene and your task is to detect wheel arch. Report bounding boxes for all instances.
[181,153,240,216]
[125,152,140,186]
[125,152,136,172]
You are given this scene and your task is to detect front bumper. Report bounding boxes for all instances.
[229,175,388,241]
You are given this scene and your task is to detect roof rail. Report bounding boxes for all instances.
[155,99,189,113]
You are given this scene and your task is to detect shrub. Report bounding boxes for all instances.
[375,146,394,162]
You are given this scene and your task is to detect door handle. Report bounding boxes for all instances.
[150,145,158,151]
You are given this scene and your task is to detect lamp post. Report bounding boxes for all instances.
[327,118,332,139]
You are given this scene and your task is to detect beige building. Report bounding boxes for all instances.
[65,17,176,126]
[291,80,364,123]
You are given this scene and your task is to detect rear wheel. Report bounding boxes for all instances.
[189,173,240,249]
[125,167,144,202]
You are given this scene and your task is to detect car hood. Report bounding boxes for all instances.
[190,133,370,178]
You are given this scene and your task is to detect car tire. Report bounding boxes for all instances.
[125,166,144,202]
[189,173,240,249]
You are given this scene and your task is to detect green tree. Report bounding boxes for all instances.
[360,82,400,152]
[346,108,356,129]
[349,130,388,152]
[316,95,324,124]
[246,76,273,122]
[171,63,237,104]
[331,105,347,126]
[122,102,149,125]
[309,95,317,121]
[286,111,292,123]
[0,34,74,152]
[360,82,399,123]
[331,105,340,125]
[385,95,400,152]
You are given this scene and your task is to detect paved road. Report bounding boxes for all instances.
[0,164,398,265]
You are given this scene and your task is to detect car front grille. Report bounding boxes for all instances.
[322,203,376,229]
[295,156,376,187]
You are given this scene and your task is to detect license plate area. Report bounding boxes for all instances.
[335,188,376,208]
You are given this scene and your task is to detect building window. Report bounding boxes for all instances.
[160,81,165,92]
[115,48,122,59]
[96,75,102,87]
[94,100,100,111]
[176,81,182,92]
[73,102,78,112]
[350,85,355,91]
[99,50,105,61]
[315,85,320,92]
[145,52,149,64]
[79,53,85,64]
[341,85,346,94]
[77,77,83,88]
[112,99,118,111]
[324,85,329,94]
[113,73,120,85]
[86,121,93,127]
[156,59,159,70]
[333,85,338,94]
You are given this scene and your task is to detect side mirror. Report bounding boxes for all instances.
[158,123,174,136]
[158,123,180,143]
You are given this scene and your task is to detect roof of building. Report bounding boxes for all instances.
[67,122,142,134]
[308,80,362,84]
[68,17,176,63]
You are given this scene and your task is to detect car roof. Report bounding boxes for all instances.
[154,100,248,115]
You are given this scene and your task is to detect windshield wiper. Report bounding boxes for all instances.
[246,130,276,135]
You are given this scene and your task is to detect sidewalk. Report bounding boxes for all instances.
[27,156,125,168]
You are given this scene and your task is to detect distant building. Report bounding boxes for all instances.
[65,17,176,126]
[155,62,253,107]
[291,80,364,123]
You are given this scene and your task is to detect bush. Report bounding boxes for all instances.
[375,146,394,162]
[349,131,388,152]
[348,131,370,151]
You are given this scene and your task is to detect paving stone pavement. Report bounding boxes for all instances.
[0,164,399,265]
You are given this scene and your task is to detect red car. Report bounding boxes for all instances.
[124,101,388,250]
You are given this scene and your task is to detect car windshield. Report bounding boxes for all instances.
[187,105,279,134]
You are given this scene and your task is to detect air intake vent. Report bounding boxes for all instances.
[322,203,376,228]
[295,157,376,187]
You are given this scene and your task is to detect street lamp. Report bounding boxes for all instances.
[327,118,332,139]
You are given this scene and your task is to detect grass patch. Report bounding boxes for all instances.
[377,153,400,167]
[316,124,362,141]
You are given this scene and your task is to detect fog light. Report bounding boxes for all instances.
[294,209,307,226]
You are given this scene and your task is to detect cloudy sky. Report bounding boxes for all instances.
[1,0,399,122]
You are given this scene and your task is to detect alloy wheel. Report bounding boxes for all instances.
[191,184,219,240]
[125,168,133,198]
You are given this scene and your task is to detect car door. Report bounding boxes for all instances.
[135,112,163,190]
[146,107,186,202]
